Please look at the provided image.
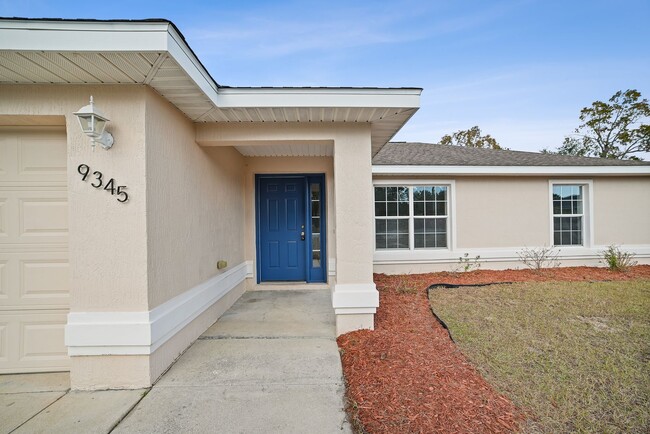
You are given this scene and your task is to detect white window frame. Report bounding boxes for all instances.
[373,179,456,253]
[548,180,594,248]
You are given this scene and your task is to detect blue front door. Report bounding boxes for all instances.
[258,177,307,281]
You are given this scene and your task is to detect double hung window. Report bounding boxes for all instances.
[374,185,449,250]
[552,184,584,246]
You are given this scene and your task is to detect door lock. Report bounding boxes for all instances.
[301,231,305,240]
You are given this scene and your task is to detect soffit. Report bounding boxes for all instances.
[0,19,420,154]
[235,142,333,157]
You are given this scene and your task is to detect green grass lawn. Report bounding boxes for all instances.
[429,280,650,433]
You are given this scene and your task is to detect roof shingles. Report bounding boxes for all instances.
[373,142,650,167]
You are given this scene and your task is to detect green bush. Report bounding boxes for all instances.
[600,245,637,272]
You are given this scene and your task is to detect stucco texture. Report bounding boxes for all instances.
[0,84,149,312]
[593,177,650,246]
[144,88,245,309]
[455,177,550,248]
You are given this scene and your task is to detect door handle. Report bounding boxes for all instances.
[301,231,305,240]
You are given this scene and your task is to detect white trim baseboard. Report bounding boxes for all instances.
[373,245,650,265]
[65,262,248,356]
[372,165,650,176]
[332,283,379,315]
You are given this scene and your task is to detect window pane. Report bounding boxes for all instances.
[312,234,320,250]
[414,234,424,248]
[437,219,447,233]
[386,202,397,216]
[386,219,397,232]
[374,187,386,201]
[414,202,424,216]
[398,234,409,248]
[386,234,398,248]
[386,187,397,201]
[398,219,409,233]
[425,234,435,247]
[375,202,386,216]
[313,251,320,267]
[424,186,434,200]
[375,219,386,233]
[573,200,583,214]
[425,202,434,216]
[414,218,424,233]
[553,200,561,214]
[413,187,425,201]
[554,231,561,245]
[398,202,409,216]
[398,187,409,202]
[312,217,321,233]
[311,183,320,200]
[311,201,320,216]
[436,202,446,216]
[435,186,447,201]
[376,234,386,249]
[436,234,447,248]
[561,201,572,214]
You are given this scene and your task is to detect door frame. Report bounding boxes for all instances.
[255,173,327,283]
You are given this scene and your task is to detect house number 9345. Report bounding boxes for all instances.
[77,164,129,203]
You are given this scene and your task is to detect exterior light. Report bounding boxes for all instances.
[73,96,114,150]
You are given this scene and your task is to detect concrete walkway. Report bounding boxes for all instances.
[114,289,351,433]
[0,373,144,434]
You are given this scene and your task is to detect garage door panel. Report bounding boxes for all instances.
[0,198,6,237]
[20,197,68,239]
[0,128,66,183]
[0,311,69,373]
[0,190,68,244]
[0,322,8,363]
[0,128,69,374]
[18,134,67,177]
[0,252,69,308]
[21,319,67,360]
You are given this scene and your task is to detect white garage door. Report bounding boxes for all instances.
[0,127,70,373]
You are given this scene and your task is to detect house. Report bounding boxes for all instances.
[0,18,648,390]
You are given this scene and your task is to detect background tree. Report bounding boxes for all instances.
[552,89,649,160]
[439,126,502,149]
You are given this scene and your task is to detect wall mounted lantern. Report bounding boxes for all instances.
[73,96,114,150]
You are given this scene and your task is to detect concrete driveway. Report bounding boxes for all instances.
[114,289,351,433]
[2,289,350,434]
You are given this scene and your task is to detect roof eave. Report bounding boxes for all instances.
[371,165,650,176]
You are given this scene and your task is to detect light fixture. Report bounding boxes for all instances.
[73,96,114,150]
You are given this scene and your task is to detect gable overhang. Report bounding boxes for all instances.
[372,165,650,176]
[0,18,421,155]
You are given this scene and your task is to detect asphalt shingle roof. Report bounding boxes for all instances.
[373,142,650,166]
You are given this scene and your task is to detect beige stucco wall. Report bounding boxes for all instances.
[242,156,335,282]
[593,177,650,246]
[455,176,550,248]
[144,88,246,308]
[197,122,376,286]
[0,84,149,312]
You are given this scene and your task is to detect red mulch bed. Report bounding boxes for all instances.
[337,266,650,434]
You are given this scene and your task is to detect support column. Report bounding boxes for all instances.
[332,125,379,335]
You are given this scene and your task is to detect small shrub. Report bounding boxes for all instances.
[600,245,637,272]
[394,276,419,294]
[517,246,561,271]
[453,253,481,273]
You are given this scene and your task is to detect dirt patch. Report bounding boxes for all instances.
[337,266,650,433]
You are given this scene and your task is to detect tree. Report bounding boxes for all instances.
[439,126,502,149]
[554,89,650,160]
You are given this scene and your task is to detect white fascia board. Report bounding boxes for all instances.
[0,19,220,107]
[216,87,422,109]
[165,25,220,105]
[0,20,170,51]
[372,165,650,176]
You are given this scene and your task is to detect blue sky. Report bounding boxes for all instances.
[3,0,649,155]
